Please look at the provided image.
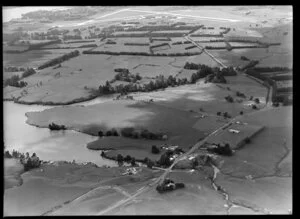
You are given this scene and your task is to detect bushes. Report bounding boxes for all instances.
[22,68,36,78]
[185,45,197,50]
[151,145,160,154]
[225,95,234,103]
[121,127,135,138]
[207,143,233,156]
[4,75,28,88]
[241,56,249,61]
[236,91,246,98]
[124,43,149,46]
[254,98,260,104]
[49,122,66,130]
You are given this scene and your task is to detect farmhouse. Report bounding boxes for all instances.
[228,129,240,134]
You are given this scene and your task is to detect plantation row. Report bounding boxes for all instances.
[38,50,80,70]
[82,50,202,56]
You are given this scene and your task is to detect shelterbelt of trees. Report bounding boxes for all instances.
[82,50,202,56]
[4,68,36,88]
[38,50,80,70]
[99,63,237,95]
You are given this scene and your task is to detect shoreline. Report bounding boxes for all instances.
[3,94,100,106]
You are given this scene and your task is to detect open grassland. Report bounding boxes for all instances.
[4,158,24,190]
[3,54,189,104]
[3,48,89,68]
[217,106,292,179]
[131,78,262,117]
[95,44,150,53]
[109,171,227,215]
[216,174,292,214]
[4,162,158,216]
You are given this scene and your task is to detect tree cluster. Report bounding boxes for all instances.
[236,91,246,98]
[225,95,234,103]
[120,127,165,140]
[38,50,80,70]
[185,45,197,50]
[151,145,160,154]
[114,69,142,83]
[48,122,66,130]
[4,75,28,88]
[4,66,26,72]
[124,43,149,46]
[98,128,119,137]
[207,143,233,156]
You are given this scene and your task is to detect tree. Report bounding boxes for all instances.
[252,104,258,110]
[4,151,12,158]
[98,131,104,137]
[151,145,160,154]
[240,111,244,115]
[131,157,136,166]
[111,128,119,136]
[245,137,251,144]
[254,98,260,104]
[217,112,221,116]
[106,130,112,136]
[117,154,123,163]
[101,151,105,157]
[124,155,132,163]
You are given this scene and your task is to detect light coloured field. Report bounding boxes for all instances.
[197,42,227,48]
[131,64,181,77]
[151,30,190,34]
[95,44,150,53]
[190,36,225,42]
[228,42,260,47]
[193,28,222,35]
[151,44,171,52]
[112,31,149,36]
[113,37,150,44]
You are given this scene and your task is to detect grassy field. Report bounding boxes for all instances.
[3,162,132,216]
[3,48,88,68]
[207,123,264,149]
[26,100,205,155]
[3,54,190,104]
[110,171,227,215]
